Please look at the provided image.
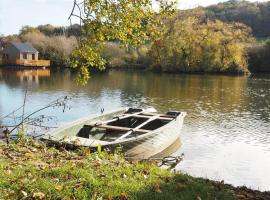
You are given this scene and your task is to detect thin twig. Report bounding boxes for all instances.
[8,96,69,134]
[22,86,28,131]
[0,105,24,120]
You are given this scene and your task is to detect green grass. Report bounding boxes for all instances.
[0,139,236,200]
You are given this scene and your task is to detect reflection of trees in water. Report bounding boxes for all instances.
[65,70,249,116]
[0,69,250,109]
[1,69,266,118]
[246,76,270,123]
[112,72,249,114]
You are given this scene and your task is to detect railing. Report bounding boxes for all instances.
[2,59,50,67]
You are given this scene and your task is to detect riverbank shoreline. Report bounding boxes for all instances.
[2,64,270,77]
[0,140,269,200]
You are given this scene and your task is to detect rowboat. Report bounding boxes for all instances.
[42,108,186,159]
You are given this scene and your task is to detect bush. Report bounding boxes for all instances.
[21,32,78,67]
[102,42,129,67]
[102,42,151,68]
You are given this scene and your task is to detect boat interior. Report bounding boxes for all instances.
[76,109,181,142]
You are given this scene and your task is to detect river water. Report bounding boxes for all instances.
[0,68,269,191]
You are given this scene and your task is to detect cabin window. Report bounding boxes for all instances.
[32,54,35,60]
[23,53,27,59]
[4,54,9,60]
[2,54,8,59]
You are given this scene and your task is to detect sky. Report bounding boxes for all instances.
[0,0,268,35]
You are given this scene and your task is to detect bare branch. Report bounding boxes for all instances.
[22,86,28,131]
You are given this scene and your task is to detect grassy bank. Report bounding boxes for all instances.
[0,139,268,200]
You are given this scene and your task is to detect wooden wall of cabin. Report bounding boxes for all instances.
[2,43,20,60]
[20,52,39,61]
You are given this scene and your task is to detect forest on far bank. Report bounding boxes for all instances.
[1,0,270,73]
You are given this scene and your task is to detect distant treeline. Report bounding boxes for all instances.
[174,0,270,38]
[206,0,270,38]
[20,24,82,37]
[1,0,269,73]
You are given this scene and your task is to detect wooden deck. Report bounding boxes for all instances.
[2,59,50,67]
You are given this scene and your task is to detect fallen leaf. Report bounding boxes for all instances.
[5,190,15,198]
[33,192,45,199]
[97,173,106,178]
[164,176,171,183]
[52,177,60,183]
[31,148,38,152]
[34,162,47,170]
[154,183,162,193]
[31,178,36,183]
[121,174,127,178]
[104,194,113,200]
[120,192,128,200]
[20,190,28,197]
[92,191,98,200]
[197,196,202,200]
[55,185,63,191]
[92,161,101,168]
[25,153,34,158]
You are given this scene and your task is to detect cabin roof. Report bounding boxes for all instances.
[11,42,38,53]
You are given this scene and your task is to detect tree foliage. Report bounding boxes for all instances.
[149,17,254,73]
[248,39,270,72]
[70,0,177,85]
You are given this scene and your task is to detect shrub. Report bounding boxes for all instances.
[21,32,78,67]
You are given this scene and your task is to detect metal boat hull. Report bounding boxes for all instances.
[42,108,186,159]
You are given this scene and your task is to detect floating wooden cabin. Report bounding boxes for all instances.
[1,42,50,68]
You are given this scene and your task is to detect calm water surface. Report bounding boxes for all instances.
[0,68,270,191]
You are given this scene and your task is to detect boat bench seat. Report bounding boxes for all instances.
[86,124,150,133]
[131,114,175,121]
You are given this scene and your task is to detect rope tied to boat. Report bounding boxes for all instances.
[126,154,184,169]
[158,155,184,168]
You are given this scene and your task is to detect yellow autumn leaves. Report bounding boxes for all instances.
[71,0,177,85]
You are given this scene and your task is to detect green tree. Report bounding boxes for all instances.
[19,26,40,35]
[70,0,177,85]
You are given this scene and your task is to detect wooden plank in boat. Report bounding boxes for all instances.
[131,114,174,121]
[86,124,149,133]
[115,115,160,141]
[134,112,176,119]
